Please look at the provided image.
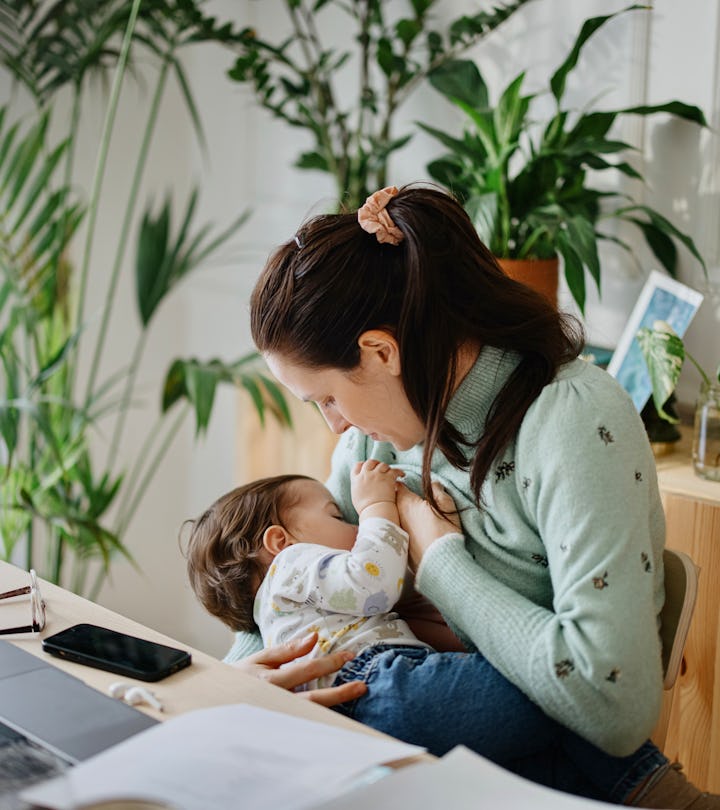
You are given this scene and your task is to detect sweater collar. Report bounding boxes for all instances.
[445,346,520,437]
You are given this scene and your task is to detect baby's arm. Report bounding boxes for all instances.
[351,459,403,525]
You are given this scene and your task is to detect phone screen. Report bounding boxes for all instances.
[42,623,192,682]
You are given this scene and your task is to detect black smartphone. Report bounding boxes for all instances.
[42,623,192,682]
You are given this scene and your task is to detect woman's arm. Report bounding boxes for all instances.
[408,375,666,756]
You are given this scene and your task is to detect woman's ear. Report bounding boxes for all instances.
[358,329,401,376]
[262,525,293,557]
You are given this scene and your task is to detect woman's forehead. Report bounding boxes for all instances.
[264,353,346,400]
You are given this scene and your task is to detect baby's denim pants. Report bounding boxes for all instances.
[332,644,666,804]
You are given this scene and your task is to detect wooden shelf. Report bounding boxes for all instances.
[654,429,720,790]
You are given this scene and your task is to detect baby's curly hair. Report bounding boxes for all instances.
[182,474,312,632]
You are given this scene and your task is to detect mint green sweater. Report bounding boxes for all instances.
[226,347,665,757]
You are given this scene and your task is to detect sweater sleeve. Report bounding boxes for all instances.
[416,370,665,756]
[224,629,264,663]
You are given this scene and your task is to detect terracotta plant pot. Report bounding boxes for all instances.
[497,257,559,308]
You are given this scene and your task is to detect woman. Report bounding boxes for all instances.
[230,185,716,808]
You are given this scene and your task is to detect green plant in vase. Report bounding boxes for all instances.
[0,1,291,595]
[421,5,707,312]
[638,321,720,479]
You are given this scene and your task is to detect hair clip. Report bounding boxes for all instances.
[357,186,404,246]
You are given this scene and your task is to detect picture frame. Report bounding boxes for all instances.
[607,270,704,412]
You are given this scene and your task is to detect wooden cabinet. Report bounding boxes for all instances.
[655,435,720,790]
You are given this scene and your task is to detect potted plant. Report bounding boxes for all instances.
[638,321,720,480]
[420,5,707,312]
[226,0,534,209]
[0,2,291,595]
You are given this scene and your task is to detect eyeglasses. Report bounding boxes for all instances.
[0,569,46,634]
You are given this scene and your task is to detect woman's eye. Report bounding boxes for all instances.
[321,397,335,410]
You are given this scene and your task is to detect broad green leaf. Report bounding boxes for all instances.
[621,101,707,127]
[637,323,684,422]
[550,6,647,103]
[617,204,706,273]
[465,193,498,247]
[135,192,246,326]
[428,59,488,109]
[396,18,421,47]
[136,198,171,325]
[425,157,464,192]
[11,140,67,231]
[259,374,293,427]
[184,363,217,435]
[416,122,481,161]
[565,216,601,290]
[566,111,616,143]
[627,217,678,277]
[240,374,265,427]
[296,150,329,171]
[557,230,586,313]
[161,359,186,412]
[493,72,528,149]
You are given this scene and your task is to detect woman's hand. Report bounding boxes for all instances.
[397,482,461,571]
[231,633,367,708]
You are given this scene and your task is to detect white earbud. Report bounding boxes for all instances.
[108,681,131,699]
[108,681,163,712]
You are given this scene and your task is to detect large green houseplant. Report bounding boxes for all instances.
[226,0,534,209]
[0,1,290,596]
[421,5,707,313]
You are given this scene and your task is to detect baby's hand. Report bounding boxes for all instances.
[351,459,404,519]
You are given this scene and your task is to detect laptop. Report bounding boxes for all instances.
[0,640,158,806]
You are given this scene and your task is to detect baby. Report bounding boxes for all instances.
[184,460,556,761]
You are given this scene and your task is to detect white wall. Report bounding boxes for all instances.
[5,1,718,659]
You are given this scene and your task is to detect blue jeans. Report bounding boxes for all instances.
[331,645,667,804]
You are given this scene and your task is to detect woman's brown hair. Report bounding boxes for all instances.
[250,185,584,509]
[182,475,311,631]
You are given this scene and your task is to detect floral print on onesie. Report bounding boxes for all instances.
[254,516,430,689]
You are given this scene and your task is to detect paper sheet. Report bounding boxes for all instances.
[22,703,423,810]
[312,745,619,810]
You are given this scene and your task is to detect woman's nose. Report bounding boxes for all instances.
[323,410,352,435]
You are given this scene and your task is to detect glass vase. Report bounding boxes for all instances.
[692,381,720,482]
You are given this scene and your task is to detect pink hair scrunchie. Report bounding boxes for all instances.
[357,186,404,246]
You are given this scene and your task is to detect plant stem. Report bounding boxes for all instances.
[51,526,64,585]
[107,330,148,475]
[84,53,172,408]
[72,557,88,596]
[24,520,33,572]
[350,0,372,202]
[60,85,82,400]
[288,2,344,199]
[115,404,189,538]
[74,0,142,357]
[687,350,712,387]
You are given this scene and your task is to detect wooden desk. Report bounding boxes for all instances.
[655,434,720,790]
[0,561,376,736]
